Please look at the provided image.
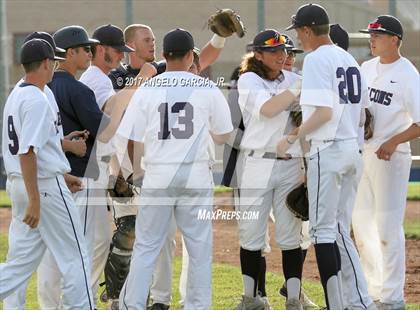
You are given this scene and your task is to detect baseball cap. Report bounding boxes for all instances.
[285,3,329,30]
[282,34,304,54]
[251,29,292,52]
[359,15,403,39]
[93,24,135,52]
[54,25,99,49]
[24,31,65,54]
[163,28,194,54]
[330,24,349,51]
[20,38,65,64]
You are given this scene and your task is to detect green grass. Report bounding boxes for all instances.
[405,220,420,239]
[0,233,419,309]
[407,182,420,201]
[0,190,11,208]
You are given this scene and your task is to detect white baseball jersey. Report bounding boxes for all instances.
[361,56,420,153]
[238,70,301,152]
[2,83,70,178]
[117,71,233,166]
[300,44,369,153]
[79,65,116,110]
[17,79,64,138]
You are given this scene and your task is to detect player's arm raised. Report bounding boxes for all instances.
[98,62,157,143]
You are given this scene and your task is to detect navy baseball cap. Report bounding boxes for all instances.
[359,15,403,39]
[20,38,65,64]
[286,3,329,30]
[24,31,65,54]
[282,34,304,54]
[163,28,194,54]
[93,24,135,52]
[251,29,292,52]
[330,24,349,51]
[54,25,99,49]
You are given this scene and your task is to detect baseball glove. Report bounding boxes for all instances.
[285,183,309,221]
[108,174,135,202]
[290,110,302,127]
[208,8,245,38]
[364,109,373,140]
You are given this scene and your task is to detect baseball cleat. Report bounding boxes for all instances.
[376,301,406,310]
[234,295,265,310]
[260,296,272,310]
[286,297,303,310]
[279,283,318,309]
[148,303,170,310]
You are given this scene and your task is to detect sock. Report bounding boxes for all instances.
[240,247,262,297]
[282,248,303,299]
[302,248,308,263]
[314,243,343,309]
[257,256,267,297]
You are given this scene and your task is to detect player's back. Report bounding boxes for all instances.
[130,71,230,166]
[119,71,232,165]
[301,44,367,145]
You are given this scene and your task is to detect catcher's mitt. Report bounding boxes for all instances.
[285,183,309,221]
[290,110,302,127]
[364,109,373,140]
[208,8,245,38]
[108,174,135,202]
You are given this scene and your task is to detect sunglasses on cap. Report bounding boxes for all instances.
[367,22,402,39]
[263,34,287,47]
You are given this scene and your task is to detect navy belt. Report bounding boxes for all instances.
[248,150,292,160]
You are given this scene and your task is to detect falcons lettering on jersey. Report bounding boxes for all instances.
[368,87,393,106]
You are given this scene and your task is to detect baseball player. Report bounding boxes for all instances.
[107,23,230,310]
[117,28,233,310]
[353,15,420,310]
[278,34,318,310]
[278,3,374,309]
[31,25,113,309]
[1,30,92,310]
[77,23,157,305]
[0,38,93,309]
[235,29,305,310]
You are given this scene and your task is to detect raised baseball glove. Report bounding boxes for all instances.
[108,174,135,202]
[208,8,245,38]
[364,109,373,140]
[285,183,309,221]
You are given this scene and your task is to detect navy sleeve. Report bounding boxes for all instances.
[71,86,110,138]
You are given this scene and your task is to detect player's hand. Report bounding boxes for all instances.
[64,174,83,193]
[65,130,89,141]
[138,62,157,80]
[277,136,293,157]
[70,139,87,157]
[375,139,397,161]
[23,200,40,228]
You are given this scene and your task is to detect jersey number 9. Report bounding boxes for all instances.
[336,67,361,104]
[158,102,194,140]
[8,116,19,155]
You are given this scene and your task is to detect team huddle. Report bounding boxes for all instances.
[0,3,419,310]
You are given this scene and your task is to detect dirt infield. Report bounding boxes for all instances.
[0,200,419,303]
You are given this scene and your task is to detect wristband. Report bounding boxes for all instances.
[210,34,226,49]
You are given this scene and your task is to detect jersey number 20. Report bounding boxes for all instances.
[158,102,194,140]
[8,116,19,155]
[336,67,361,104]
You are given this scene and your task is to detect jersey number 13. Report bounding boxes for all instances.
[158,102,194,140]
